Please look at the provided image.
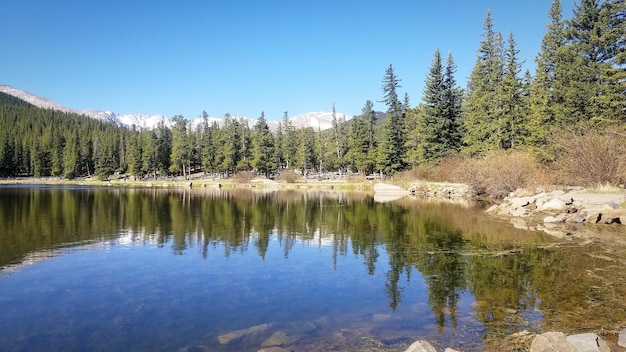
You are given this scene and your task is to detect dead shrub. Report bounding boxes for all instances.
[553,128,626,187]
[346,173,366,182]
[275,170,301,183]
[433,155,469,182]
[393,164,436,182]
[232,170,254,183]
[456,150,542,198]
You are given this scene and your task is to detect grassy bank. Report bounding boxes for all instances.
[0,176,377,192]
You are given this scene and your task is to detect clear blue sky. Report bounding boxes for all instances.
[1,0,574,121]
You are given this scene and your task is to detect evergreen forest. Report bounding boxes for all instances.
[0,0,624,184]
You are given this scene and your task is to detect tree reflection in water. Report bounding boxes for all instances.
[1,186,625,344]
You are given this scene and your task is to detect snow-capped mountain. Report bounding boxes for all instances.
[0,85,72,112]
[290,111,352,130]
[0,85,352,131]
[85,110,173,129]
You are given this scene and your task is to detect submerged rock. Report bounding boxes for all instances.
[530,332,577,352]
[404,340,437,352]
[261,330,297,347]
[530,332,610,352]
[218,322,275,344]
[619,328,626,347]
[257,347,291,352]
[177,345,211,352]
[566,333,610,352]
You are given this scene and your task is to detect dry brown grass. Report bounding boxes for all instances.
[346,174,367,182]
[397,152,544,198]
[275,170,301,183]
[553,128,626,187]
[232,170,254,183]
[459,150,544,198]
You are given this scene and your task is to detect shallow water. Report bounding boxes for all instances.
[0,186,624,351]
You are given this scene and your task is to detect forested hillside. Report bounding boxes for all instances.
[0,0,624,183]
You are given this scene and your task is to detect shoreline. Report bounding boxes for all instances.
[0,176,376,192]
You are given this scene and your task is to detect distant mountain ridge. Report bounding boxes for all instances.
[0,85,352,131]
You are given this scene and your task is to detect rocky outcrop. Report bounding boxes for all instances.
[403,340,438,352]
[402,340,461,352]
[374,183,411,202]
[486,189,626,235]
[408,181,471,199]
[529,332,610,352]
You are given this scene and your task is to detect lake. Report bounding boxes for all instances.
[1,185,624,351]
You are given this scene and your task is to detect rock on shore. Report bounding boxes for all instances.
[486,188,626,236]
[373,183,411,202]
[402,331,616,352]
[529,332,610,352]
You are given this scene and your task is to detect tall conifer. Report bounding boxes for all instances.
[377,64,406,175]
[462,9,505,156]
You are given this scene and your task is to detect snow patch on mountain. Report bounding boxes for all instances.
[0,85,72,112]
[1,84,352,131]
[290,111,353,130]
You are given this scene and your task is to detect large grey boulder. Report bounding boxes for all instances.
[539,198,568,212]
[619,328,626,347]
[530,332,578,352]
[566,333,610,352]
[373,183,410,203]
[404,340,437,352]
[530,332,610,352]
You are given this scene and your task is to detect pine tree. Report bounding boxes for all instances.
[499,32,527,149]
[363,100,378,172]
[594,0,626,122]
[296,127,317,178]
[236,117,252,171]
[527,0,565,160]
[442,52,464,154]
[51,128,65,177]
[62,130,80,179]
[315,122,326,172]
[200,116,218,175]
[126,130,143,179]
[413,50,446,165]
[221,113,241,177]
[155,121,172,177]
[169,116,191,179]
[30,138,47,177]
[407,50,464,166]
[0,132,14,177]
[281,112,297,169]
[273,121,284,170]
[329,103,348,174]
[403,105,423,168]
[94,131,118,181]
[377,64,406,175]
[551,0,601,126]
[141,129,158,178]
[552,0,624,126]
[462,9,505,156]
[251,111,275,177]
[347,100,377,174]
